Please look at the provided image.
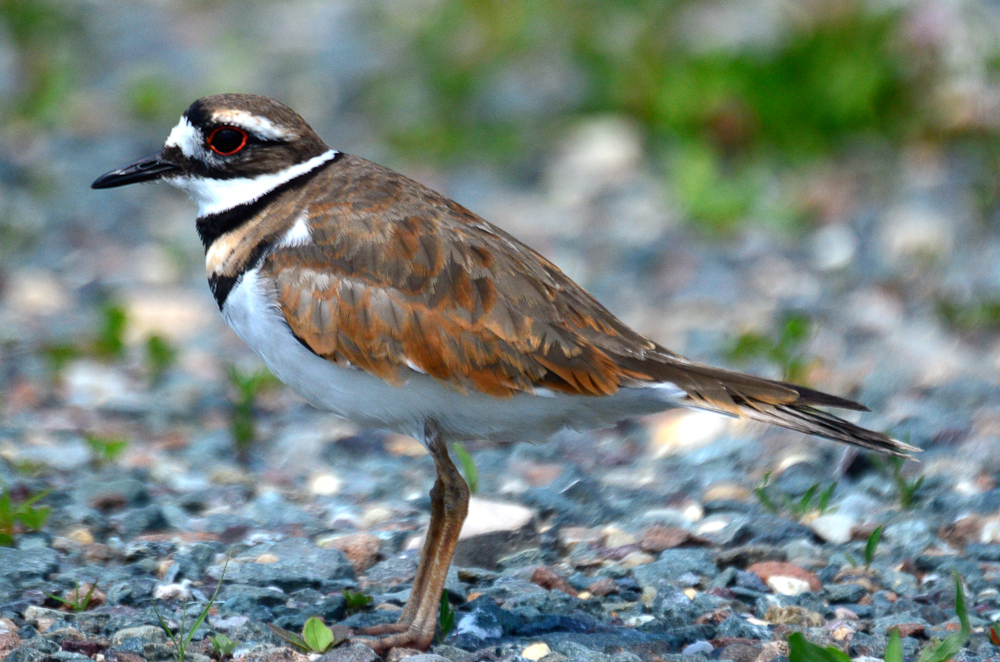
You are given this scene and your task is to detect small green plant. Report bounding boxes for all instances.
[226,366,279,462]
[864,525,884,569]
[437,593,455,644]
[342,588,373,615]
[728,313,816,383]
[754,472,836,520]
[85,435,128,467]
[788,623,901,662]
[210,634,237,660]
[791,574,971,662]
[915,573,971,662]
[873,454,925,509]
[267,618,348,653]
[989,622,999,646]
[453,443,479,494]
[0,486,52,546]
[46,581,98,613]
[787,631,850,661]
[91,303,128,360]
[146,334,177,385]
[153,558,228,662]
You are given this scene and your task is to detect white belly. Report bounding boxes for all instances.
[221,268,685,443]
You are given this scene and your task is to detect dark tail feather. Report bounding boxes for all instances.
[634,356,917,457]
[734,402,918,457]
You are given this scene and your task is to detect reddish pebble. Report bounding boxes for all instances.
[588,577,618,596]
[530,566,578,597]
[640,525,691,553]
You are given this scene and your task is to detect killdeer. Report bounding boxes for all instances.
[93,94,917,652]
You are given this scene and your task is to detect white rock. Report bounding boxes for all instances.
[520,643,551,661]
[810,514,857,545]
[767,576,812,596]
[812,224,857,271]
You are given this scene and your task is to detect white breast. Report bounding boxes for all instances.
[221,269,686,444]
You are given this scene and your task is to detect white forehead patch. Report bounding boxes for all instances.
[166,149,338,217]
[164,116,204,159]
[211,109,294,141]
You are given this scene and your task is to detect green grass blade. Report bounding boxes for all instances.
[885,628,903,662]
[917,573,970,662]
[865,525,884,568]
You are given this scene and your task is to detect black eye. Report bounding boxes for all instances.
[207,126,248,155]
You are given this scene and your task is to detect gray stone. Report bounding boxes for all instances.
[362,555,416,592]
[632,549,718,588]
[0,548,58,584]
[51,653,94,662]
[316,643,379,662]
[112,625,169,644]
[716,615,770,641]
[75,478,148,508]
[4,649,48,662]
[652,586,700,627]
[873,613,929,636]
[551,641,608,661]
[825,583,867,603]
[213,538,354,590]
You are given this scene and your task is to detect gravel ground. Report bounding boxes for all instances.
[3,2,1000,662]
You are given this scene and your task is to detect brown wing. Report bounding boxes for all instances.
[259,155,916,457]
[263,155,667,397]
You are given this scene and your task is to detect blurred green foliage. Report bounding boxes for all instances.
[0,485,51,546]
[145,334,177,385]
[0,0,81,122]
[127,75,185,123]
[727,312,816,383]
[370,0,939,229]
[936,298,1000,334]
[85,434,128,468]
[91,303,127,360]
[226,365,280,462]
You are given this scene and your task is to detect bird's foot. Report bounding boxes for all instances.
[348,624,434,654]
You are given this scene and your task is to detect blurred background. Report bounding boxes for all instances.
[2,0,1000,495]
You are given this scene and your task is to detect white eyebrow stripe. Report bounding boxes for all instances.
[211,110,293,140]
[167,149,339,217]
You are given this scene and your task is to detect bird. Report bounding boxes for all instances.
[93,93,917,652]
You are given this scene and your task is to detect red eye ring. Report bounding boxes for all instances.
[206,126,248,156]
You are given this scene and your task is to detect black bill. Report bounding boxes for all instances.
[91,152,181,189]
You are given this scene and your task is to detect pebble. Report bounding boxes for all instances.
[809,513,856,545]
[519,642,551,660]
[315,533,381,573]
[747,561,822,593]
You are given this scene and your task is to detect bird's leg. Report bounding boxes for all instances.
[352,421,470,652]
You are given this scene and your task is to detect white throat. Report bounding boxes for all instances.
[168,150,337,217]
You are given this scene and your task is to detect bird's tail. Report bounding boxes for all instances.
[638,359,918,457]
